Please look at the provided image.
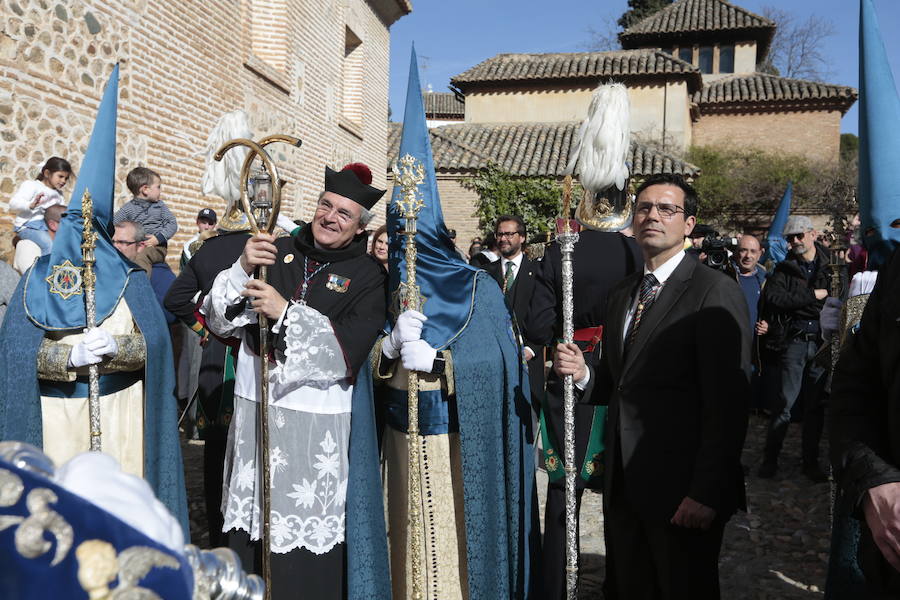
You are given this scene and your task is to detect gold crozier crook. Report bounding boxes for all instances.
[213,134,301,600]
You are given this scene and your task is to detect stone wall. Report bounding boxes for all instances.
[0,0,404,266]
[693,109,843,163]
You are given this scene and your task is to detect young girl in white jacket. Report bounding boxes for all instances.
[9,157,72,255]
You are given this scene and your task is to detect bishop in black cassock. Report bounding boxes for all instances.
[202,164,389,599]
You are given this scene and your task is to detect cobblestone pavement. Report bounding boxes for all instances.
[183,413,832,599]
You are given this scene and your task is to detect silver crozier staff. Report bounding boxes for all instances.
[213,134,301,600]
[81,190,102,451]
[563,82,633,599]
[393,153,427,600]
[558,177,580,599]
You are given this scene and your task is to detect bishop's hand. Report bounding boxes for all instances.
[241,279,288,321]
[239,234,278,274]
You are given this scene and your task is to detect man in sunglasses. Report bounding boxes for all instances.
[758,215,835,482]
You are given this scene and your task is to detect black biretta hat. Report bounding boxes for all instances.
[324,164,386,210]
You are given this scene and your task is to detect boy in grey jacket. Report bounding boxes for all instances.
[113,167,178,273]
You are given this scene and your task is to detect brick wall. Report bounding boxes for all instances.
[693,109,843,163]
[0,0,404,267]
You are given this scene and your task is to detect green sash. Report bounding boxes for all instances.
[539,403,606,485]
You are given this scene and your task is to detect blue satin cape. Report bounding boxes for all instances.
[0,267,189,536]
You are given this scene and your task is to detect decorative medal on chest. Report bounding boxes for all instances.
[326,274,351,293]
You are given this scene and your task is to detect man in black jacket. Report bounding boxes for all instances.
[831,248,900,594]
[758,215,832,482]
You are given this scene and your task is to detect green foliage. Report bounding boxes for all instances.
[686,145,857,233]
[618,0,674,30]
[461,163,562,239]
[840,133,859,163]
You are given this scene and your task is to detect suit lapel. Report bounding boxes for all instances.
[510,257,534,312]
[605,272,639,376]
[621,255,696,376]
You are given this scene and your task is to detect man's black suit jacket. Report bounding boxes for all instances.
[585,253,751,521]
[486,255,544,402]
[486,255,537,345]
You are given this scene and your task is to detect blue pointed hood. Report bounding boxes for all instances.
[388,47,479,349]
[764,181,793,264]
[859,0,900,263]
[24,64,134,331]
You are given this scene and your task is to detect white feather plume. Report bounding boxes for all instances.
[566,83,631,193]
[201,110,253,212]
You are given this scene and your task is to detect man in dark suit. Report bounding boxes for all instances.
[527,224,641,599]
[485,215,543,406]
[555,173,750,599]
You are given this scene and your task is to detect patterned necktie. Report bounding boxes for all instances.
[503,260,516,295]
[627,273,660,346]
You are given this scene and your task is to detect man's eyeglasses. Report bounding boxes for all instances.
[495,231,523,239]
[785,232,807,242]
[112,239,140,246]
[635,202,686,219]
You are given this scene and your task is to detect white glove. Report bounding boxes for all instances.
[849,271,878,297]
[819,297,843,333]
[68,329,118,368]
[68,343,102,368]
[382,310,427,359]
[83,328,118,357]
[400,339,437,373]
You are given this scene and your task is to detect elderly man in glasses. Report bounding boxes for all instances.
[757,215,838,482]
[201,163,388,598]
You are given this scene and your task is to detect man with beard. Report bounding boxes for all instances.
[486,215,543,410]
[758,215,833,482]
[202,163,389,598]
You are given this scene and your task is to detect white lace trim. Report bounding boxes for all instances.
[275,302,348,390]
[222,397,350,555]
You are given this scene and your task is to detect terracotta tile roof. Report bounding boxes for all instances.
[387,122,700,179]
[695,73,858,113]
[451,49,701,93]
[621,0,773,39]
[423,92,465,119]
[619,0,775,57]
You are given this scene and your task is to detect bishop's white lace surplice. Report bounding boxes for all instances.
[202,260,353,555]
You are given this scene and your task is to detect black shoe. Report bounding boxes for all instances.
[803,464,829,483]
[757,462,777,478]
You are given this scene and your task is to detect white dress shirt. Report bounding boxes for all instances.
[576,249,686,390]
[622,249,686,342]
[501,252,524,287]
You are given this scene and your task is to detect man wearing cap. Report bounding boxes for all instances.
[181,207,218,266]
[202,163,388,598]
[758,215,835,482]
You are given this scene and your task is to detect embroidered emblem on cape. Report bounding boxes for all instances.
[45,260,84,300]
[283,254,294,264]
[325,274,350,293]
